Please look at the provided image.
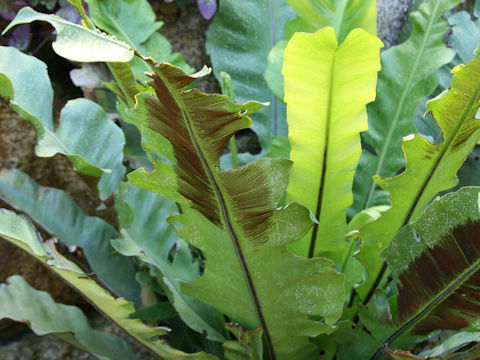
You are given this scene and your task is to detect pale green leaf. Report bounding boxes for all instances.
[265,0,377,101]
[0,275,135,360]
[0,208,217,360]
[0,46,126,198]
[2,7,133,62]
[283,27,382,260]
[0,168,140,304]
[86,0,193,82]
[111,183,225,342]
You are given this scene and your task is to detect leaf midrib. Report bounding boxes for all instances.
[373,259,480,358]
[157,72,277,359]
[401,78,480,226]
[308,48,337,258]
[364,0,443,209]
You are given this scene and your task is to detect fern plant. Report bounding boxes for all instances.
[1,0,480,359]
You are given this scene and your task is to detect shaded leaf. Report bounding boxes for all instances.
[383,187,480,335]
[286,0,377,43]
[351,0,458,215]
[357,54,480,299]
[0,168,140,304]
[129,302,178,322]
[223,325,263,360]
[111,183,225,342]
[130,63,344,360]
[420,331,480,357]
[283,27,382,260]
[383,345,437,359]
[66,0,93,28]
[206,0,296,154]
[0,208,217,360]
[2,7,133,62]
[85,0,162,48]
[0,275,135,360]
[86,0,193,83]
[0,46,126,198]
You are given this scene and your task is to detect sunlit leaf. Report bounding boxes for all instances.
[129,63,344,360]
[283,27,382,260]
[357,54,480,300]
[2,7,133,62]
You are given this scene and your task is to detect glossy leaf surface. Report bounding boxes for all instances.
[86,0,193,82]
[0,208,216,360]
[381,187,480,347]
[283,27,382,260]
[0,168,140,303]
[351,0,458,214]
[357,55,480,299]
[0,275,135,360]
[3,7,133,62]
[0,46,125,198]
[130,63,344,360]
[206,0,296,154]
[111,183,225,342]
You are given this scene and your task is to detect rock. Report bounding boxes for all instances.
[377,0,413,49]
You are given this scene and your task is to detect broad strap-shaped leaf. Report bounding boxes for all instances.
[437,6,480,90]
[379,187,480,354]
[86,0,193,83]
[357,55,480,299]
[0,208,216,360]
[416,6,480,145]
[0,168,140,304]
[0,275,135,360]
[206,0,296,156]
[351,0,458,214]
[265,0,377,101]
[286,0,377,43]
[2,7,133,62]
[0,46,126,198]
[283,27,382,260]
[85,0,162,48]
[111,183,225,342]
[130,63,344,360]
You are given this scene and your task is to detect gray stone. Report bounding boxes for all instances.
[377,0,414,48]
